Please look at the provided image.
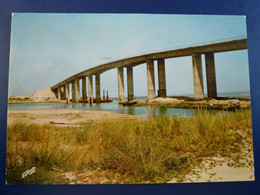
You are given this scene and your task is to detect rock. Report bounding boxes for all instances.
[122,100,138,106]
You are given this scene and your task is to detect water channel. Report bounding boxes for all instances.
[8,101,231,117]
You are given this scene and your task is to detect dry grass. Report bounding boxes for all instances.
[6,110,253,184]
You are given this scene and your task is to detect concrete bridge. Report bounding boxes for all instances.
[51,38,247,103]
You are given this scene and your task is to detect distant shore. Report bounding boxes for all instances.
[8,87,251,111]
[8,100,65,104]
[123,97,251,111]
[8,97,251,111]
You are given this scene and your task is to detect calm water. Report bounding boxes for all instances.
[8,102,231,117]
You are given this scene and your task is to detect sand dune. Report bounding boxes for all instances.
[9,88,58,102]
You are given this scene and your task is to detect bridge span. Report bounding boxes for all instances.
[51,38,247,103]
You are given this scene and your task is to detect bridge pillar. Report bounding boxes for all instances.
[82,77,86,102]
[65,83,70,100]
[95,74,101,103]
[205,53,217,98]
[192,54,204,99]
[58,86,62,100]
[127,67,134,101]
[72,78,80,102]
[157,59,167,97]
[117,67,125,103]
[60,85,65,100]
[146,59,155,99]
[88,76,93,104]
[61,86,65,100]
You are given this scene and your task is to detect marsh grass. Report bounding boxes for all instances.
[6,110,253,184]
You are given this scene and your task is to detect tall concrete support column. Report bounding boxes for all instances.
[192,54,204,99]
[65,83,70,100]
[157,59,167,97]
[61,85,65,100]
[117,67,125,103]
[72,79,80,102]
[88,76,93,103]
[127,67,134,101]
[58,87,62,100]
[205,53,217,98]
[82,77,86,102]
[146,59,155,99]
[95,74,101,103]
[61,86,65,100]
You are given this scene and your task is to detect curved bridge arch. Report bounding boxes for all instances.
[51,38,247,103]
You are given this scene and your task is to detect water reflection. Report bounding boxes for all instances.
[158,108,167,116]
[8,102,231,117]
[128,107,135,115]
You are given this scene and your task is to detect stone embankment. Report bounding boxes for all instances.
[123,97,250,111]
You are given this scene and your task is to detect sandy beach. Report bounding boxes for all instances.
[169,155,254,183]
[8,109,143,126]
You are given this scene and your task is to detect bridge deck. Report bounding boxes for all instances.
[52,38,247,89]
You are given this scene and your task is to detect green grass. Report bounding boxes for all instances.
[6,110,253,184]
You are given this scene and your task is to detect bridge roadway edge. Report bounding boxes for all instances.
[51,38,247,100]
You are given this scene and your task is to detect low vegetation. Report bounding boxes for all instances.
[6,110,253,184]
[127,98,251,111]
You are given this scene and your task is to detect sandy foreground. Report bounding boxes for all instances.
[7,109,254,183]
[169,127,255,183]
[8,109,143,125]
[61,154,255,184]
[169,155,254,183]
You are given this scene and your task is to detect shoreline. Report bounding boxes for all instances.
[123,97,251,111]
[8,98,251,111]
[8,109,143,126]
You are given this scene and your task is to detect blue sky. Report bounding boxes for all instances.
[9,14,249,97]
